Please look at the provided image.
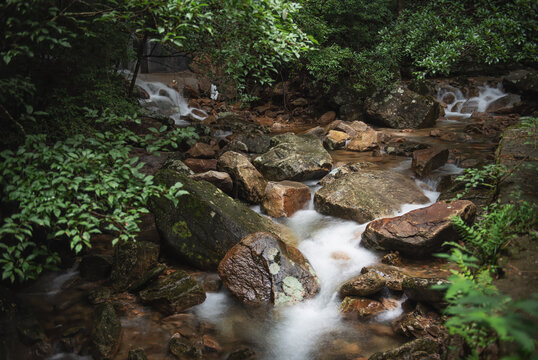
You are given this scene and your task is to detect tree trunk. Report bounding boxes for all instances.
[128,31,148,98]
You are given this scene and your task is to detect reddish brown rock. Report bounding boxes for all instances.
[411,147,449,178]
[339,297,385,318]
[183,158,218,173]
[346,130,379,152]
[392,303,446,339]
[218,232,320,306]
[217,151,267,204]
[324,130,349,149]
[338,271,386,297]
[182,84,200,99]
[319,111,336,125]
[190,170,233,195]
[186,142,216,159]
[362,200,476,258]
[261,181,311,218]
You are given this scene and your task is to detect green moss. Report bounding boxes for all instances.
[172,221,192,238]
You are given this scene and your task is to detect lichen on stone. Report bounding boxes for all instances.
[269,262,280,275]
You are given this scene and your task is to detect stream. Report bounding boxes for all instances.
[15,79,515,360]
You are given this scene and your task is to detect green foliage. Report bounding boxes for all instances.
[454,164,508,200]
[0,123,197,283]
[378,0,538,78]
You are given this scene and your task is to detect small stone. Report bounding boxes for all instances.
[186,142,216,159]
[319,111,336,125]
[261,180,311,218]
[338,272,386,297]
[339,297,385,318]
[169,333,201,360]
[183,158,218,173]
[128,348,148,360]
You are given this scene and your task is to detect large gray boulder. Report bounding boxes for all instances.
[314,168,429,223]
[151,169,296,270]
[253,133,332,181]
[218,232,320,306]
[362,200,476,258]
[365,84,440,129]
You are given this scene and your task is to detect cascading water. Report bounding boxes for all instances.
[135,79,207,126]
[195,161,463,359]
[437,82,508,120]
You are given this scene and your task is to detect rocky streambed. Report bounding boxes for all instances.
[3,71,537,360]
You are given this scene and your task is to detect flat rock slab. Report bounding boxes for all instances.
[314,168,429,223]
[254,133,333,181]
[361,200,476,258]
[218,232,319,306]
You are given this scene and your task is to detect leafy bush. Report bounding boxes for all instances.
[436,251,538,359]
[0,124,197,283]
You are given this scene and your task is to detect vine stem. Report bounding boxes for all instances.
[1,105,26,137]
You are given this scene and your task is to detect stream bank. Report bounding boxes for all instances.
[2,71,537,360]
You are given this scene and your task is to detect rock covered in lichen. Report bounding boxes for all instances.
[218,232,320,306]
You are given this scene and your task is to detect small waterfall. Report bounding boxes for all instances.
[437,83,507,120]
[135,79,207,125]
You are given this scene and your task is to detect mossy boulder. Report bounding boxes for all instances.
[218,232,320,306]
[253,133,333,181]
[314,168,429,223]
[365,84,440,129]
[90,303,122,360]
[139,270,206,315]
[151,169,297,270]
[110,241,160,291]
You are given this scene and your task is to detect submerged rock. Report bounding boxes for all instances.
[151,170,297,270]
[365,84,440,129]
[217,151,267,204]
[361,200,476,258]
[368,338,439,360]
[261,180,311,218]
[411,147,449,178]
[91,303,122,360]
[338,271,386,297]
[218,232,320,306]
[139,270,206,315]
[314,168,429,223]
[253,133,333,181]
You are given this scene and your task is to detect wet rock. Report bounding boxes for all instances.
[402,277,449,305]
[361,264,411,291]
[88,287,112,305]
[234,131,271,154]
[261,180,311,218]
[91,303,122,360]
[381,252,402,266]
[411,147,449,178]
[169,332,202,359]
[318,162,379,186]
[193,273,222,293]
[339,297,385,318]
[227,347,257,360]
[128,348,148,360]
[324,130,349,150]
[319,111,336,125]
[365,84,440,129]
[129,264,167,292]
[79,254,112,281]
[163,158,194,175]
[151,170,296,269]
[218,232,320,306]
[392,303,446,340]
[314,168,429,223]
[325,120,360,138]
[110,241,159,291]
[183,158,218,173]
[190,170,233,195]
[139,270,206,314]
[217,151,267,204]
[186,142,216,159]
[486,94,521,113]
[253,133,333,181]
[362,200,476,258]
[339,272,386,298]
[202,334,222,353]
[303,126,325,138]
[385,139,428,157]
[502,69,538,99]
[291,97,308,107]
[368,338,439,360]
[346,130,380,152]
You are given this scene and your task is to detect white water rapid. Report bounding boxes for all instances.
[195,161,463,360]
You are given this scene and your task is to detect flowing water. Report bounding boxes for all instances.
[13,81,513,360]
